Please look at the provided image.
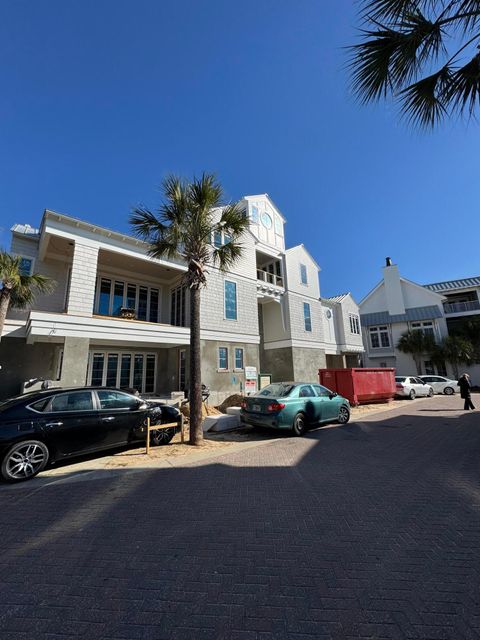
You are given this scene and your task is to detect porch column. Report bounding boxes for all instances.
[67,241,99,316]
[59,336,90,387]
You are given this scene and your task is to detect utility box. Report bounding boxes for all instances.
[318,368,396,406]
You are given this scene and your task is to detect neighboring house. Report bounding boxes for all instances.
[0,195,363,402]
[359,259,480,379]
[321,294,364,368]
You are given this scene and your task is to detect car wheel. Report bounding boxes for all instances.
[292,413,307,436]
[444,386,454,395]
[1,440,49,483]
[150,428,175,446]
[427,387,434,398]
[409,389,416,400]
[337,405,350,424]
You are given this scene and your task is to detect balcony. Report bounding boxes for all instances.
[257,269,283,288]
[443,300,480,314]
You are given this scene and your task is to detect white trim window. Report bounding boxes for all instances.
[234,347,244,370]
[171,285,187,327]
[224,280,237,320]
[411,321,435,339]
[18,256,35,276]
[349,314,360,335]
[303,302,312,332]
[300,263,308,285]
[218,347,229,371]
[369,325,390,348]
[212,230,232,248]
[95,277,160,323]
[88,351,157,394]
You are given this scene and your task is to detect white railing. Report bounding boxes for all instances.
[256,269,283,287]
[443,300,480,314]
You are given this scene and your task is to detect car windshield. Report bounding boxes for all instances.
[395,377,406,382]
[254,383,294,398]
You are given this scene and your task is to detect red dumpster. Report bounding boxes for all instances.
[318,368,396,406]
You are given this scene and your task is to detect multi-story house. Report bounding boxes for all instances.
[359,258,480,380]
[1,194,364,402]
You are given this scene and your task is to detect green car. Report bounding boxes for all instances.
[240,382,350,436]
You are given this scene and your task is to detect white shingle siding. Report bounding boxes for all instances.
[285,294,324,343]
[338,295,364,350]
[200,269,259,337]
[284,246,320,299]
[67,243,99,316]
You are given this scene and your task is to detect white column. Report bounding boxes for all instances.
[67,242,99,316]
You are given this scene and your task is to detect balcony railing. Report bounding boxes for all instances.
[443,300,480,314]
[257,269,283,287]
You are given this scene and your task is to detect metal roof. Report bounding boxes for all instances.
[324,293,350,303]
[424,277,480,292]
[360,305,443,327]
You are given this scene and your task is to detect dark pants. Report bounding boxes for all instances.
[464,397,475,410]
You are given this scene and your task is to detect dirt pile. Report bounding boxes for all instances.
[217,394,245,414]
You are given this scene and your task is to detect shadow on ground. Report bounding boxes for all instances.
[1,406,480,639]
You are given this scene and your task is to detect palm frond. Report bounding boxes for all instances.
[446,52,480,116]
[216,203,250,237]
[212,242,244,272]
[129,206,168,241]
[360,0,437,23]
[399,66,451,127]
[349,12,445,103]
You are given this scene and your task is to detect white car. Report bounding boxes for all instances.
[395,376,434,400]
[419,375,457,395]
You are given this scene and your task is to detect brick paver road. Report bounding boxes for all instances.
[1,396,480,639]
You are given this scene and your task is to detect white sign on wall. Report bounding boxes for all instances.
[245,366,257,380]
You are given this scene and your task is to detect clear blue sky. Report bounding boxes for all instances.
[1,0,479,300]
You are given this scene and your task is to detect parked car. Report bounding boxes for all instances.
[395,376,434,400]
[0,387,182,483]
[240,382,350,435]
[418,375,457,395]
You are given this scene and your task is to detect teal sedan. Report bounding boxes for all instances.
[240,382,350,436]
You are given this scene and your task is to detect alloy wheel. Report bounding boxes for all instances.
[4,442,48,481]
[338,406,350,424]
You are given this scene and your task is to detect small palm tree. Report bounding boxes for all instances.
[130,174,249,445]
[397,329,436,374]
[438,335,474,379]
[0,252,55,343]
[348,1,480,128]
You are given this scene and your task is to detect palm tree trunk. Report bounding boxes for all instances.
[189,286,203,445]
[0,288,11,344]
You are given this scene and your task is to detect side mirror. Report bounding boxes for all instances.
[329,392,338,399]
[137,402,148,410]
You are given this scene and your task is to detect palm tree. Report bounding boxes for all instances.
[438,335,474,378]
[397,329,436,374]
[130,174,249,446]
[0,252,55,343]
[348,1,480,128]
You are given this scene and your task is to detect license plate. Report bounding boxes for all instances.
[252,404,261,412]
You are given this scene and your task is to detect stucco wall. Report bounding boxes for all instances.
[200,340,260,405]
[0,339,58,400]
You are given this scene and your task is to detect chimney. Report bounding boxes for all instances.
[382,259,405,316]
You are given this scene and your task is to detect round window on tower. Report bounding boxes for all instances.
[260,212,272,229]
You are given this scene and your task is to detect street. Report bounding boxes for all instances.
[1,396,480,639]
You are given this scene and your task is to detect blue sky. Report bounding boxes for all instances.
[1,0,479,300]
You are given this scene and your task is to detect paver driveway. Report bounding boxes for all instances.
[1,396,480,640]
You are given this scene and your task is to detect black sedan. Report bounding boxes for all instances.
[0,387,182,483]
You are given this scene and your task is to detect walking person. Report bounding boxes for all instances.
[458,373,475,411]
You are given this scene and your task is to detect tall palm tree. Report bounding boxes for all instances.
[437,335,474,378]
[348,1,480,128]
[130,174,249,446]
[397,329,436,374]
[0,252,55,343]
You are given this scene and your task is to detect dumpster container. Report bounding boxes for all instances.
[318,368,396,406]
